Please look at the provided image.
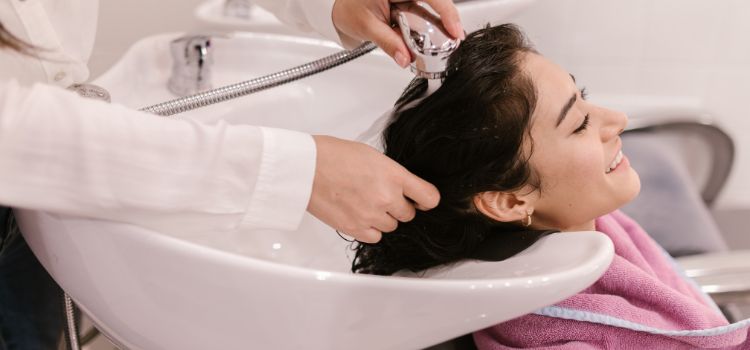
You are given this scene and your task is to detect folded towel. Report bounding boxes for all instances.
[474,211,750,349]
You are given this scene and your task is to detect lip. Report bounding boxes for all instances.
[607,151,629,174]
[606,149,624,174]
[611,154,629,173]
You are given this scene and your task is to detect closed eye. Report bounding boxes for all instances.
[573,114,589,134]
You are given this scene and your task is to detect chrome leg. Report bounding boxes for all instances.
[63,293,81,350]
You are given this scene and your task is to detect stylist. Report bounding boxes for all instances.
[0,0,464,243]
[0,1,462,349]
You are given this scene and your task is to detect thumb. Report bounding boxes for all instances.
[365,19,412,68]
[418,0,465,39]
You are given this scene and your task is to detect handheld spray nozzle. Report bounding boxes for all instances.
[354,3,463,150]
[391,1,462,83]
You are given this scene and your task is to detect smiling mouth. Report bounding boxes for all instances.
[605,150,624,174]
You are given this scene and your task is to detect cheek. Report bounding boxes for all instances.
[531,140,607,225]
[567,148,604,184]
[536,143,602,194]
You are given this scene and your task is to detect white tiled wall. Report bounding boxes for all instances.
[509,0,750,208]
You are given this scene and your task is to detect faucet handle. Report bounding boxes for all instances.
[168,35,214,96]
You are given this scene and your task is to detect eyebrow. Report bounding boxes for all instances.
[555,94,577,127]
[555,74,579,127]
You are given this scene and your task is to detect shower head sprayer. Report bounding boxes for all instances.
[391,1,462,81]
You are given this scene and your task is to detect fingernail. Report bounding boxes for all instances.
[394,51,409,68]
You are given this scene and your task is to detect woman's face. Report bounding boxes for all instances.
[522,53,641,231]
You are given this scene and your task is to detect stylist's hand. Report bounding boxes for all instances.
[332,0,464,68]
[308,136,440,243]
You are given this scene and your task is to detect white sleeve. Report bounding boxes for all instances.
[0,80,316,235]
[252,0,362,49]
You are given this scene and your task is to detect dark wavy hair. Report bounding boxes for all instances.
[352,24,545,275]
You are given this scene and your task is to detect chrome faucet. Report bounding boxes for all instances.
[168,35,213,96]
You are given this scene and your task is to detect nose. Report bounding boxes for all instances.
[599,107,628,141]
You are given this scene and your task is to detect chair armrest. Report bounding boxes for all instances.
[676,250,750,305]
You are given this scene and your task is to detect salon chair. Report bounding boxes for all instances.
[621,110,750,323]
[621,111,733,257]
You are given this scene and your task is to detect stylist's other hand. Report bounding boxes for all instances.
[308,136,440,243]
[332,0,464,68]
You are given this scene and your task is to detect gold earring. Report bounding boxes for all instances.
[523,210,533,227]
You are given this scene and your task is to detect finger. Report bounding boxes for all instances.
[418,0,465,39]
[372,213,399,233]
[387,197,417,222]
[351,228,383,244]
[402,172,441,211]
[365,18,411,67]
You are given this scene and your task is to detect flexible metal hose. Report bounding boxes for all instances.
[139,41,378,116]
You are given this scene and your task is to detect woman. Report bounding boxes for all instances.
[353,24,750,348]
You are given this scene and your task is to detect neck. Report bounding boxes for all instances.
[530,220,595,232]
[563,220,596,232]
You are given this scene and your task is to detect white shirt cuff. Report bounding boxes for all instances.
[241,127,316,231]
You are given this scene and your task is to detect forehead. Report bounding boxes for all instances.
[520,53,577,126]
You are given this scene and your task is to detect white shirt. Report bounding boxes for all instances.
[0,0,341,235]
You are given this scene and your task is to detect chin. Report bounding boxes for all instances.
[587,170,642,225]
[620,168,642,206]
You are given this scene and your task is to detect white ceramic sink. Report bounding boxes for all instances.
[195,0,537,34]
[18,30,614,350]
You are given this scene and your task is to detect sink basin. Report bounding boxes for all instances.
[18,30,613,350]
[194,0,315,36]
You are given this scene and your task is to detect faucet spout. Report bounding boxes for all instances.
[168,35,214,96]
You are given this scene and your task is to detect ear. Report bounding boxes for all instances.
[473,190,533,224]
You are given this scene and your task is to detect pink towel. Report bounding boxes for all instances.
[474,210,750,349]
